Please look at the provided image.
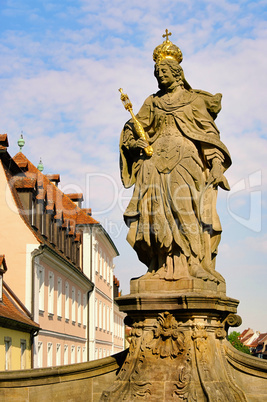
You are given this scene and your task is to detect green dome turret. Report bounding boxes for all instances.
[37,158,44,172]
[18,132,25,152]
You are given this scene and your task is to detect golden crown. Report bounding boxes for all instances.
[153,29,183,65]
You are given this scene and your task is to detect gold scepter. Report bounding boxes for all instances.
[119,88,153,157]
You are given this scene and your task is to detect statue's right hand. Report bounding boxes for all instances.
[134,138,149,149]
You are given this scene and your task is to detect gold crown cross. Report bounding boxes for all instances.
[162,29,172,42]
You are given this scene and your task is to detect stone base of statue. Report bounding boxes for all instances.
[130,273,227,296]
[101,275,267,401]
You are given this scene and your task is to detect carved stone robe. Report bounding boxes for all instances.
[120,85,231,270]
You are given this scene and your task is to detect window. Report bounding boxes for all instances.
[77,346,81,363]
[77,290,81,324]
[47,342,53,367]
[49,215,55,244]
[64,345,68,365]
[5,337,11,370]
[38,266,44,312]
[38,342,43,368]
[71,345,75,364]
[95,245,98,274]
[65,282,69,320]
[98,249,101,274]
[107,306,109,332]
[56,344,61,366]
[20,339,26,369]
[103,303,106,331]
[75,242,80,267]
[103,349,106,358]
[99,348,102,358]
[110,308,113,334]
[31,195,36,227]
[72,287,76,322]
[83,293,87,327]
[41,200,47,236]
[57,277,62,317]
[95,298,98,328]
[101,253,104,278]
[95,348,98,360]
[110,265,113,286]
[103,253,106,280]
[83,347,86,362]
[100,251,103,277]
[99,300,102,330]
[106,258,110,284]
[48,271,54,315]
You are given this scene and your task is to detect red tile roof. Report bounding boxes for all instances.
[239,328,252,338]
[0,283,39,332]
[256,333,267,345]
[249,335,261,347]
[240,333,255,345]
[0,134,9,147]
[13,153,99,228]
[0,150,101,272]
[114,275,120,287]
[45,174,60,183]
[12,176,37,189]
[82,208,92,216]
[1,142,118,270]
[66,193,84,202]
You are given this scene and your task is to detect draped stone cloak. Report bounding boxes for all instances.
[120,87,231,268]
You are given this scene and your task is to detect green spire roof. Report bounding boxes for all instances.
[37,158,44,172]
[17,132,25,152]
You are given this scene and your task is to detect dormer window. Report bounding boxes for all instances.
[75,243,80,267]
[41,198,47,237]
[50,215,54,244]
[57,225,62,250]
[31,194,37,228]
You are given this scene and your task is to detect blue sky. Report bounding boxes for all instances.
[0,0,267,333]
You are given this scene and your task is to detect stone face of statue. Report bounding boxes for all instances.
[155,62,177,89]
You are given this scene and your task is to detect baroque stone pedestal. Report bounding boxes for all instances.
[100,275,249,401]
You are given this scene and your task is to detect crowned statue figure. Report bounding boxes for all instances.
[119,30,231,283]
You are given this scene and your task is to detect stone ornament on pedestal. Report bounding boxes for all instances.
[101,30,267,401]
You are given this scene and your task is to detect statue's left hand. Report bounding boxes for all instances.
[207,159,230,190]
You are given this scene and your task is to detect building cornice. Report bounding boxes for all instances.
[78,223,119,258]
[95,287,113,304]
[95,339,113,346]
[35,245,94,291]
[38,329,86,343]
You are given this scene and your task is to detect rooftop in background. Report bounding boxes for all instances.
[0,255,39,333]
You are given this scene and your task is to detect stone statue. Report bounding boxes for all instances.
[100,31,267,402]
[120,30,231,283]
